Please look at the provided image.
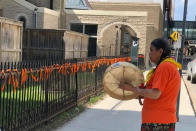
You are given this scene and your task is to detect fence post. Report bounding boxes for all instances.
[45,61,49,120]
[95,62,98,94]
[27,30,31,60]
[75,58,78,105]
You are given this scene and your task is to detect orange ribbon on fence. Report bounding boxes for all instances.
[65,63,71,74]
[82,63,87,72]
[0,56,133,93]
[110,59,115,65]
[1,70,6,92]
[39,68,43,81]
[48,66,54,76]
[103,58,106,64]
[13,69,19,88]
[138,55,144,58]
[11,72,16,93]
[62,65,67,75]
[88,62,91,70]
[5,69,17,93]
[6,69,12,85]
[58,65,63,74]
[36,69,39,78]
[66,64,70,74]
[61,65,68,75]
[95,60,100,67]
[1,69,19,93]
[91,64,96,72]
[70,64,78,75]
[30,68,38,82]
[21,68,28,87]
[77,64,80,72]
[114,58,118,63]
[107,59,110,65]
[120,57,125,62]
[44,66,49,80]
[55,64,60,70]
[127,57,131,62]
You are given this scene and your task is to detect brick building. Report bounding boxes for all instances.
[0,0,174,67]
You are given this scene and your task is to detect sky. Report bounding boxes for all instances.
[174,0,196,21]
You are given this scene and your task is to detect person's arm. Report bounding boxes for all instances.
[119,83,161,100]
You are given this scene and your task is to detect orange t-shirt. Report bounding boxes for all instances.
[142,62,181,124]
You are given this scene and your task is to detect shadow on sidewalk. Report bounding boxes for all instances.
[56,108,196,131]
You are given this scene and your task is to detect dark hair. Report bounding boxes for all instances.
[151,38,171,63]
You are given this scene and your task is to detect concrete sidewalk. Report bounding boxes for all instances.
[56,79,196,131]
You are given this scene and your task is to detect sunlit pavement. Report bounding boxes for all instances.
[56,77,196,131]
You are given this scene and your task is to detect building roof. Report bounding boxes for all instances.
[66,0,91,9]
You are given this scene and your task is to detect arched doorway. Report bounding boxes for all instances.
[99,23,139,59]
[120,25,138,56]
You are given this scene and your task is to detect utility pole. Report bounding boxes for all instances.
[176,0,188,121]
[163,0,169,38]
[179,0,188,71]
[115,30,119,56]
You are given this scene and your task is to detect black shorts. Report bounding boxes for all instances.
[141,123,175,131]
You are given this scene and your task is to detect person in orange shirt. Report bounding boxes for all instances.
[120,38,181,131]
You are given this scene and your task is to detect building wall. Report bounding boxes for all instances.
[66,10,148,58]
[87,2,164,67]
[1,0,59,29]
[101,24,121,56]
[144,8,163,68]
[37,8,59,29]
[26,0,51,8]
[66,8,163,67]
[2,0,35,28]
[89,0,164,10]
[43,13,59,29]
[145,6,163,67]
[89,2,163,33]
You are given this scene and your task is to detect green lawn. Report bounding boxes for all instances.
[0,70,102,129]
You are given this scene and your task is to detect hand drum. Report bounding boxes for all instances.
[103,62,144,100]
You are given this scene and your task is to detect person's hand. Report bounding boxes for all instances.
[136,95,144,99]
[119,82,136,92]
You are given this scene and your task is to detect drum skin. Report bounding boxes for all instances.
[103,62,144,100]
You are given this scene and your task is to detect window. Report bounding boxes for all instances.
[85,24,98,36]
[70,23,98,57]
[70,24,83,33]
[70,24,98,36]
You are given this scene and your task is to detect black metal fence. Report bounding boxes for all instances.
[0,56,134,131]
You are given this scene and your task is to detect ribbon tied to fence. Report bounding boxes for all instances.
[0,56,133,93]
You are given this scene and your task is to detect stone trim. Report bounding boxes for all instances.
[89,2,162,7]
[66,9,147,17]
[99,22,141,39]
